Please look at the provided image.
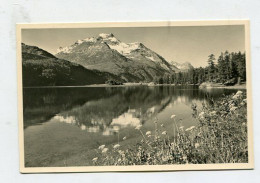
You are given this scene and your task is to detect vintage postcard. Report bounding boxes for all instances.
[17,20,253,173]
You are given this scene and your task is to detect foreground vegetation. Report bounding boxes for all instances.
[92,91,248,165]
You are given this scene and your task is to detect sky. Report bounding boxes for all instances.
[22,25,245,67]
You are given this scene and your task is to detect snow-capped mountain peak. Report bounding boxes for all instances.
[169,61,193,71]
[56,33,117,54]
[56,33,146,56]
[55,33,182,82]
[98,33,114,39]
[108,41,142,55]
[56,33,179,73]
[83,37,96,43]
[98,33,119,43]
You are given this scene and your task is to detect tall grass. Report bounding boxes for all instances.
[92,91,248,165]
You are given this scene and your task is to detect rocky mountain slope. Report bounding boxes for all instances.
[55,33,180,82]
[22,43,122,86]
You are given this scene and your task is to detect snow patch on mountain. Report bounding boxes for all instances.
[76,40,83,44]
[56,33,144,56]
[109,37,118,43]
[57,45,76,54]
[108,42,140,55]
[83,37,95,42]
[99,33,113,39]
[145,56,155,61]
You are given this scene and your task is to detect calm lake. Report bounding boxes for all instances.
[23,85,242,167]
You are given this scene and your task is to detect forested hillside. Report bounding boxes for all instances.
[152,51,246,85]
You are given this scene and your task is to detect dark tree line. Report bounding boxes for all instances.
[153,51,246,85]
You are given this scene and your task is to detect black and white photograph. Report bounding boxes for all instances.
[17,21,253,172]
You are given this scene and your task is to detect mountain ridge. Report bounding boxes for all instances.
[22,34,195,86]
[22,43,123,86]
[55,33,182,82]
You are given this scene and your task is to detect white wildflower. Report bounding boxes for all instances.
[162,131,167,135]
[232,91,243,100]
[195,143,200,148]
[146,131,152,136]
[232,94,239,100]
[92,157,98,161]
[236,91,243,96]
[98,145,105,150]
[118,150,125,155]
[123,136,127,140]
[102,148,109,153]
[113,144,120,149]
[198,112,205,120]
[185,126,195,132]
[170,114,176,119]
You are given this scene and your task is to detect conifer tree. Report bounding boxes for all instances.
[207,54,216,82]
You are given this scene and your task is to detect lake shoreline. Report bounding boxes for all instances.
[199,82,246,90]
[23,83,196,88]
[23,82,246,89]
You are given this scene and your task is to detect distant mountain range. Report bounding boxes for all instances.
[169,61,194,71]
[22,33,194,86]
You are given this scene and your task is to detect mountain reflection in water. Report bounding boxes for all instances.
[23,85,240,136]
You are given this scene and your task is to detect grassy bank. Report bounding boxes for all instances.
[92,91,248,165]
